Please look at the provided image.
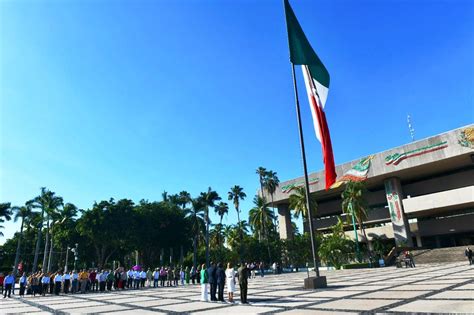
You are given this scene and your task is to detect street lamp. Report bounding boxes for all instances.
[71,243,79,270]
[64,246,71,273]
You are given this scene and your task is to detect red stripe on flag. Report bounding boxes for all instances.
[309,94,337,190]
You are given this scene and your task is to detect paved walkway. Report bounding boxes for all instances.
[2,262,473,314]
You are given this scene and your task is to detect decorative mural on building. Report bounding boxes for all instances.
[330,155,374,189]
[458,127,474,149]
[384,179,402,224]
[384,141,448,166]
[281,178,319,193]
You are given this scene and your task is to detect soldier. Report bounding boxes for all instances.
[237,262,249,304]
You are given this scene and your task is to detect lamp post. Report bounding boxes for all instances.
[72,243,79,270]
[64,246,71,273]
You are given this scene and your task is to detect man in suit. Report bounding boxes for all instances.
[237,262,249,304]
[216,263,226,302]
[207,262,217,301]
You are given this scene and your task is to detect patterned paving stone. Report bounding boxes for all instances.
[388,299,474,313]
[2,262,473,314]
[309,298,402,311]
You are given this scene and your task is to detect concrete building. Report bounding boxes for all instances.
[268,125,474,249]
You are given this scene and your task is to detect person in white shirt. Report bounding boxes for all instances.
[140,270,147,288]
[63,272,71,294]
[127,269,133,288]
[54,272,63,295]
[19,273,27,297]
[133,270,140,289]
[71,271,79,293]
[153,269,159,288]
[98,270,106,292]
[41,273,50,296]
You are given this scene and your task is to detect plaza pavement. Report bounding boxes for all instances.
[2,262,473,314]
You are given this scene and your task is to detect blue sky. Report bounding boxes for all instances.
[1,0,473,243]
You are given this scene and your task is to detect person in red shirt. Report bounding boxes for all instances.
[89,270,97,292]
[0,273,4,295]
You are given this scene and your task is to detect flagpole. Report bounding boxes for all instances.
[290,63,320,278]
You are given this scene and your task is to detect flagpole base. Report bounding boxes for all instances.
[304,276,327,289]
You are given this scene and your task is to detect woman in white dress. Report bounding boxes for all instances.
[225,263,236,303]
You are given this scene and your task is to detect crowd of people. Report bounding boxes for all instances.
[1,261,267,304]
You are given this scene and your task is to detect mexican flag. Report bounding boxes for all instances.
[284,0,337,190]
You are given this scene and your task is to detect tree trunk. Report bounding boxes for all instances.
[32,209,45,272]
[205,207,210,267]
[13,219,24,275]
[193,237,197,267]
[271,194,278,232]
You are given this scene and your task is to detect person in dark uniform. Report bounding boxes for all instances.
[465,247,473,265]
[207,262,217,301]
[216,263,226,302]
[237,262,249,304]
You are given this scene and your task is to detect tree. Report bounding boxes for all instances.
[256,167,267,197]
[76,199,135,268]
[200,187,221,267]
[0,202,12,236]
[264,170,280,229]
[184,198,205,267]
[288,186,317,233]
[318,218,355,269]
[31,188,63,272]
[249,195,275,261]
[178,191,192,209]
[11,201,34,274]
[341,181,370,250]
[228,185,246,242]
[214,202,229,225]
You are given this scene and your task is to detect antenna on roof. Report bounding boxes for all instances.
[407,114,415,142]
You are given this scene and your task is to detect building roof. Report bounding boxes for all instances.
[267,124,474,204]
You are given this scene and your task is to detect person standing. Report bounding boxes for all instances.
[237,262,249,304]
[190,266,196,285]
[225,263,235,303]
[216,263,226,302]
[0,273,4,296]
[153,268,159,288]
[160,267,166,287]
[79,269,89,294]
[3,273,14,298]
[19,272,27,297]
[98,270,106,292]
[71,270,79,293]
[89,269,97,292]
[200,263,208,302]
[41,273,50,296]
[185,267,190,285]
[127,269,133,288]
[465,247,473,265]
[207,262,217,301]
[63,271,71,294]
[106,270,114,291]
[54,272,63,295]
[259,262,265,277]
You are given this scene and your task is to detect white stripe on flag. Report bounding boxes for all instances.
[302,65,329,143]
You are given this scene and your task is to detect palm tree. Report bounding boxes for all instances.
[210,223,225,248]
[48,203,77,271]
[249,195,274,261]
[0,202,12,236]
[214,202,229,224]
[31,187,63,272]
[200,187,221,267]
[289,186,317,234]
[178,191,191,209]
[264,170,280,229]
[184,198,205,267]
[341,181,369,250]
[256,167,267,197]
[12,201,34,275]
[228,185,246,241]
[213,202,229,251]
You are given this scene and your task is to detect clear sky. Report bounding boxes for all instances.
[1,0,473,244]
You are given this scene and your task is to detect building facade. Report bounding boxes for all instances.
[268,125,474,249]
